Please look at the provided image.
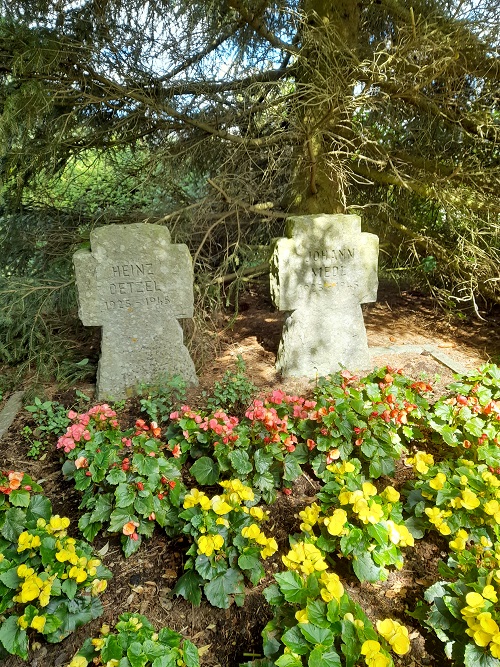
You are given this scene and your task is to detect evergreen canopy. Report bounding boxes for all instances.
[0,0,499,313]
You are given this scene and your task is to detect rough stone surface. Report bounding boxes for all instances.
[0,391,24,440]
[270,214,378,377]
[74,223,197,399]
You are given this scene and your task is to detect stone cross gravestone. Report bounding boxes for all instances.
[270,214,378,377]
[74,223,197,399]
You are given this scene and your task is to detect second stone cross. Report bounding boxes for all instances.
[270,214,379,377]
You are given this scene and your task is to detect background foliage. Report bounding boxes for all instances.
[0,0,499,378]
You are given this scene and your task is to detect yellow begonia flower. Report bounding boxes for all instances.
[17,576,43,603]
[49,516,71,532]
[198,534,224,557]
[481,536,493,547]
[17,531,41,553]
[465,592,485,609]
[429,473,447,490]
[461,489,480,510]
[298,504,321,532]
[39,581,52,607]
[361,640,381,657]
[438,522,451,536]
[91,579,107,596]
[260,537,278,559]
[92,638,105,650]
[324,509,347,536]
[376,618,411,655]
[56,547,79,564]
[216,517,230,528]
[407,451,434,474]
[362,482,378,499]
[17,564,34,579]
[386,520,414,547]
[211,496,233,515]
[449,529,469,551]
[483,586,498,603]
[242,524,261,540]
[484,500,500,523]
[338,491,352,505]
[183,488,211,510]
[295,608,309,624]
[17,616,28,629]
[31,615,46,632]
[357,501,384,525]
[319,571,344,602]
[69,656,88,667]
[220,479,254,501]
[68,566,88,583]
[282,542,327,575]
[250,507,264,521]
[382,486,400,503]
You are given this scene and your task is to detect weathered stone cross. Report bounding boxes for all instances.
[270,214,378,377]
[74,223,197,399]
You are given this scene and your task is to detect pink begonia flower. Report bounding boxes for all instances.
[75,457,88,469]
[122,520,139,536]
[169,411,179,420]
[8,472,24,490]
[67,410,78,420]
[80,414,90,426]
[83,431,91,441]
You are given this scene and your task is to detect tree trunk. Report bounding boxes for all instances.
[288,0,361,215]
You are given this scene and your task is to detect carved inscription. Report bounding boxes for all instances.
[103,262,165,312]
[302,246,358,292]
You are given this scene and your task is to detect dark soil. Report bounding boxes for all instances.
[2,280,500,667]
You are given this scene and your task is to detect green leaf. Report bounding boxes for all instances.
[275,571,309,605]
[367,522,389,546]
[135,454,160,477]
[25,494,50,521]
[183,640,199,667]
[238,552,265,585]
[281,625,309,655]
[306,600,329,628]
[127,641,148,667]
[352,552,384,583]
[275,654,303,667]
[0,616,28,659]
[0,567,21,589]
[283,455,302,481]
[115,483,136,508]
[340,620,359,667]
[464,643,500,667]
[108,509,136,533]
[123,533,142,557]
[1,507,26,542]
[228,449,253,476]
[9,489,30,507]
[189,457,219,485]
[78,513,102,542]
[173,571,203,606]
[263,583,284,605]
[134,494,154,517]
[299,624,333,647]
[106,468,127,485]
[254,449,273,474]
[62,578,78,599]
[204,568,245,609]
[102,635,124,662]
[45,595,104,642]
[90,494,113,523]
[308,646,341,667]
